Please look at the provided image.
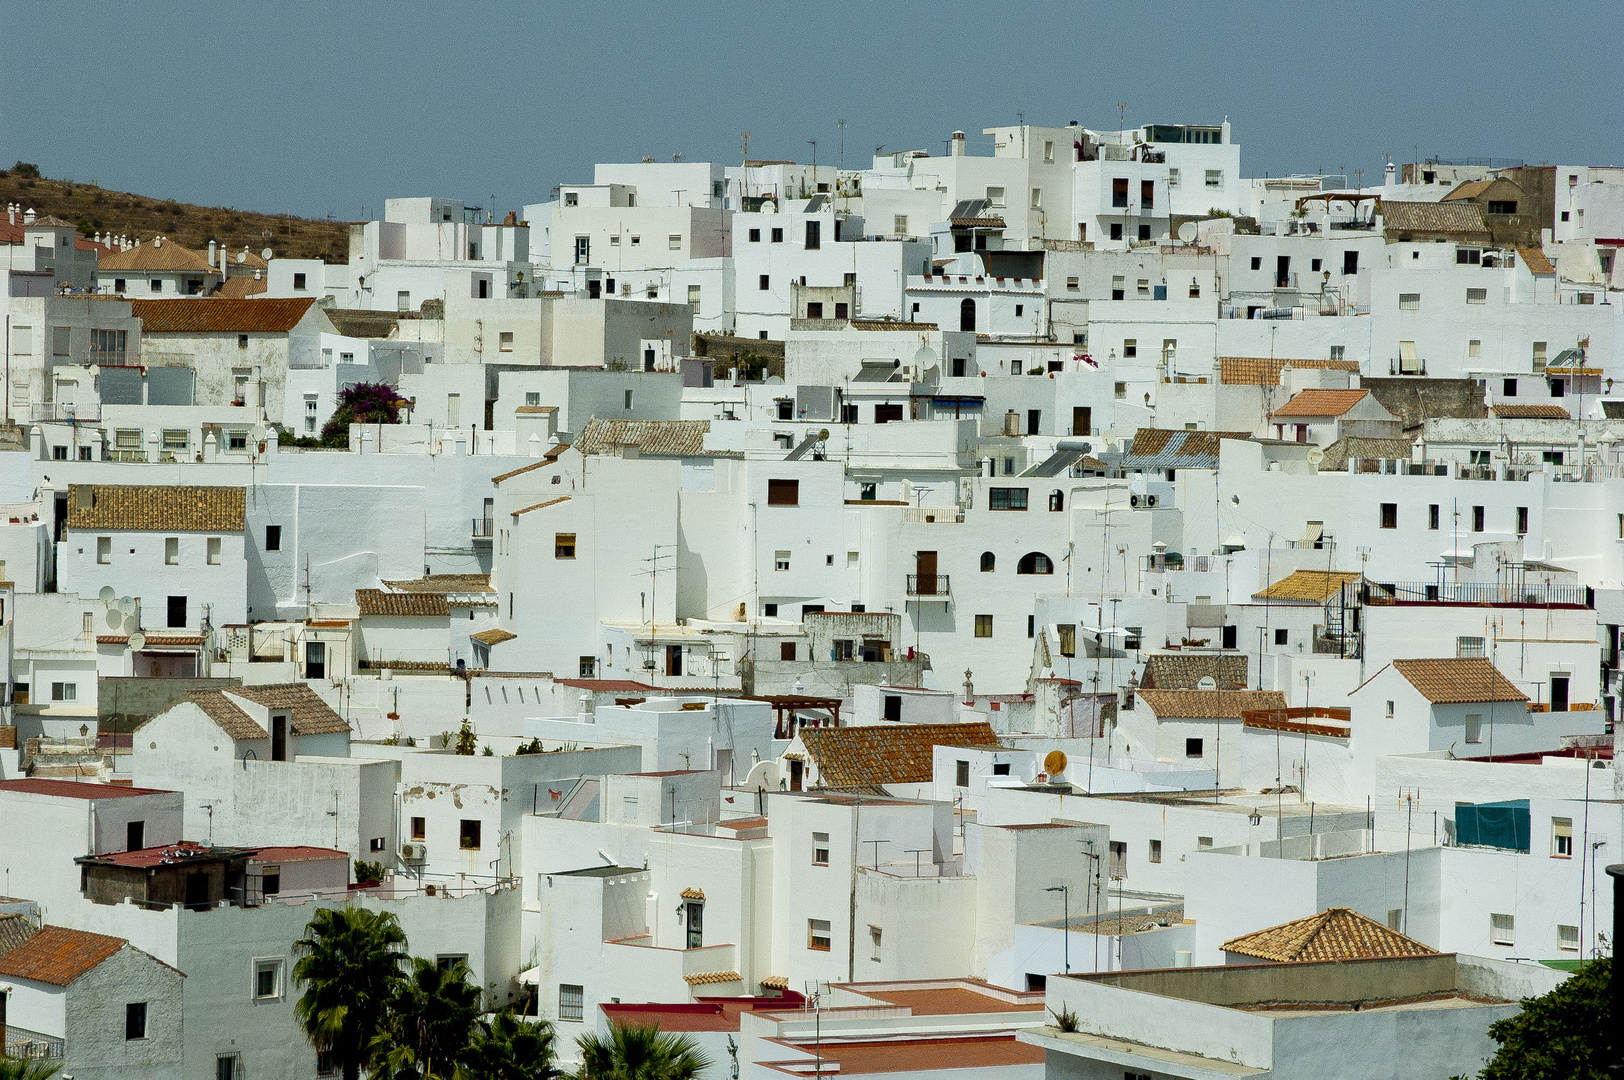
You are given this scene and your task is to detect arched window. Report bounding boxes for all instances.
[1017,552,1054,575]
[1048,490,1064,512]
[980,551,996,572]
[959,298,977,332]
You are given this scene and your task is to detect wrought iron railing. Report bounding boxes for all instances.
[1360,581,1591,608]
[906,574,951,598]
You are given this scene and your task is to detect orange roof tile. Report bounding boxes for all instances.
[1133,689,1288,719]
[1271,388,1371,419]
[799,722,1001,787]
[98,239,217,274]
[130,297,319,334]
[1389,658,1527,704]
[0,926,129,986]
[1491,403,1569,419]
[356,589,450,618]
[1252,570,1363,603]
[1222,907,1437,963]
[1219,356,1362,386]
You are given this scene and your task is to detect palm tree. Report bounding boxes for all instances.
[0,1060,61,1080]
[462,1012,559,1080]
[293,906,408,1080]
[369,956,483,1079]
[575,1023,713,1080]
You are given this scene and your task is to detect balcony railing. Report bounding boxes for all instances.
[902,507,963,524]
[906,574,951,600]
[5,1026,64,1060]
[472,517,494,539]
[1360,580,1592,609]
[1389,357,1427,376]
[29,402,99,422]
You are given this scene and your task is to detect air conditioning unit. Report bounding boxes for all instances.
[1130,492,1160,508]
[1145,494,1158,507]
[400,842,426,861]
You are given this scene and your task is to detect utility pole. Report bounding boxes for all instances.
[1046,885,1070,973]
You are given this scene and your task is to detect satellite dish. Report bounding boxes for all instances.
[260,247,274,261]
[250,423,269,443]
[1044,749,1068,776]
[912,345,939,368]
[118,596,135,615]
[1196,675,1219,691]
[1306,447,1325,466]
[1177,222,1199,243]
[761,200,777,214]
[105,609,123,630]
[98,585,116,602]
[128,631,146,652]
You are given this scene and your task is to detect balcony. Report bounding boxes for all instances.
[902,507,963,524]
[906,574,952,601]
[5,1026,64,1060]
[1360,580,1592,609]
[1389,357,1427,376]
[29,402,99,422]
[472,517,494,540]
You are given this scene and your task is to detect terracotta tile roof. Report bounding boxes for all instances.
[1319,437,1416,472]
[1218,356,1362,386]
[0,926,129,986]
[471,628,517,645]
[1133,689,1287,719]
[1381,200,1490,237]
[1518,246,1555,275]
[215,274,268,299]
[1222,907,1438,963]
[82,841,254,869]
[130,297,319,334]
[356,589,450,617]
[949,215,1007,229]
[1270,388,1370,419]
[181,683,351,740]
[490,448,571,486]
[381,574,494,594]
[680,887,705,900]
[574,417,715,457]
[0,778,171,799]
[1123,428,1252,467]
[1140,654,1248,691]
[1252,570,1363,603]
[513,496,570,516]
[1389,658,1527,704]
[759,974,789,990]
[97,633,205,647]
[247,846,348,862]
[1491,403,1569,419]
[66,485,245,532]
[683,970,742,986]
[1441,179,1494,202]
[98,239,216,274]
[0,913,39,956]
[799,722,1001,787]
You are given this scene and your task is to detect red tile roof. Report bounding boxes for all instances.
[130,297,319,334]
[1271,388,1372,419]
[0,778,172,799]
[0,926,129,986]
[246,846,348,862]
[84,841,254,869]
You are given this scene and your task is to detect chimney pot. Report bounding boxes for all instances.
[23,207,35,224]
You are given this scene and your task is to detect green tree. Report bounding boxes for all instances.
[1479,958,1610,1080]
[369,956,483,1080]
[0,1059,62,1080]
[293,906,408,1080]
[575,1023,713,1080]
[462,1012,559,1080]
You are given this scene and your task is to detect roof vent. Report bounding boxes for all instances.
[75,487,94,511]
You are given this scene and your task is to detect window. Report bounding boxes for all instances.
[265,525,282,551]
[1030,187,1042,210]
[979,551,996,573]
[98,536,112,564]
[624,389,634,410]
[770,227,783,243]
[1197,836,1213,850]
[555,533,576,559]
[162,428,188,451]
[1111,275,1125,300]
[1380,503,1397,529]
[1275,628,1288,646]
[1016,552,1054,575]
[1204,170,1222,188]
[91,328,128,363]
[955,760,970,786]
[165,537,180,565]
[1468,339,1481,358]
[1185,737,1204,759]
[292,271,307,290]
[767,479,800,506]
[870,925,883,961]
[747,227,761,243]
[1465,713,1483,744]
[1429,504,1440,531]
[974,614,993,638]
[1137,279,1150,296]
[1115,382,1126,400]
[988,488,1028,511]
[1386,700,1395,718]
[126,1001,148,1040]
[1250,257,1262,271]
[496,331,513,353]
[1149,839,1162,863]
[808,919,833,951]
[410,816,426,841]
[318,1050,338,1076]
[1310,258,1321,272]
[459,819,482,850]
[1553,818,1573,858]
[559,984,585,1021]
[1111,178,1128,208]
[764,548,787,572]
[151,278,163,292]
[668,233,682,250]
[1490,913,1515,946]
[1123,339,1137,358]
[759,274,770,291]
[254,957,283,999]
[1467,288,1487,305]
[1472,505,1485,532]
[986,186,1006,207]
[1109,840,1127,878]
[813,832,830,866]
[50,681,75,702]
[1516,506,1528,535]
[573,236,590,264]
[167,595,186,628]
[1559,924,1579,952]
[1457,636,1486,659]
[803,221,820,250]
[1110,223,1122,240]
[1066,276,1079,291]
[1399,293,1420,311]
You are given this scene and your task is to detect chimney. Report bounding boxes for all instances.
[6,204,13,225]
[23,207,35,224]
[1384,161,1397,188]
[950,131,966,157]
[208,239,217,268]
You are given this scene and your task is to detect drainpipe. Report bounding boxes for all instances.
[1607,862,1622,1073]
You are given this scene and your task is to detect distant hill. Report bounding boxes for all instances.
[0,162,348,262]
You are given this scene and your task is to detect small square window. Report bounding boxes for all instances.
[1274,628,1288,645]
[1148,839,1162,863]
[126,1001,148,1040]
[1558,924,1579,951]
[1490,913,1514,946]
[165,537,180,565]
[558,983,585,1021]
[499,331,513,352]
[775,550,791,571]
[254,958,283,1000]
[668,234,682,250]
[1123,339,1137,358]
[812,832,830,866]
[974,614,993,638]
[770,227,783,243]
[759,274,770,291]
[555,533,576,559]
[459,819,482,850]
[265,525,282,551]
[1185,737,1203,758]
[808,919,832,951]
[410,816,426,841]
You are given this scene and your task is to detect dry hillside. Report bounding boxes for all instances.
[0,162,348,261]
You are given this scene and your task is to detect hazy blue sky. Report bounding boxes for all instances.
[4,1,1619,220]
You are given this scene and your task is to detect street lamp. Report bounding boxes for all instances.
[1046,885,1070,973]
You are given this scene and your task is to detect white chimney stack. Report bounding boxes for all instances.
[23,207,35,224]
[208,239,217,268]
[951,131,966,157]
